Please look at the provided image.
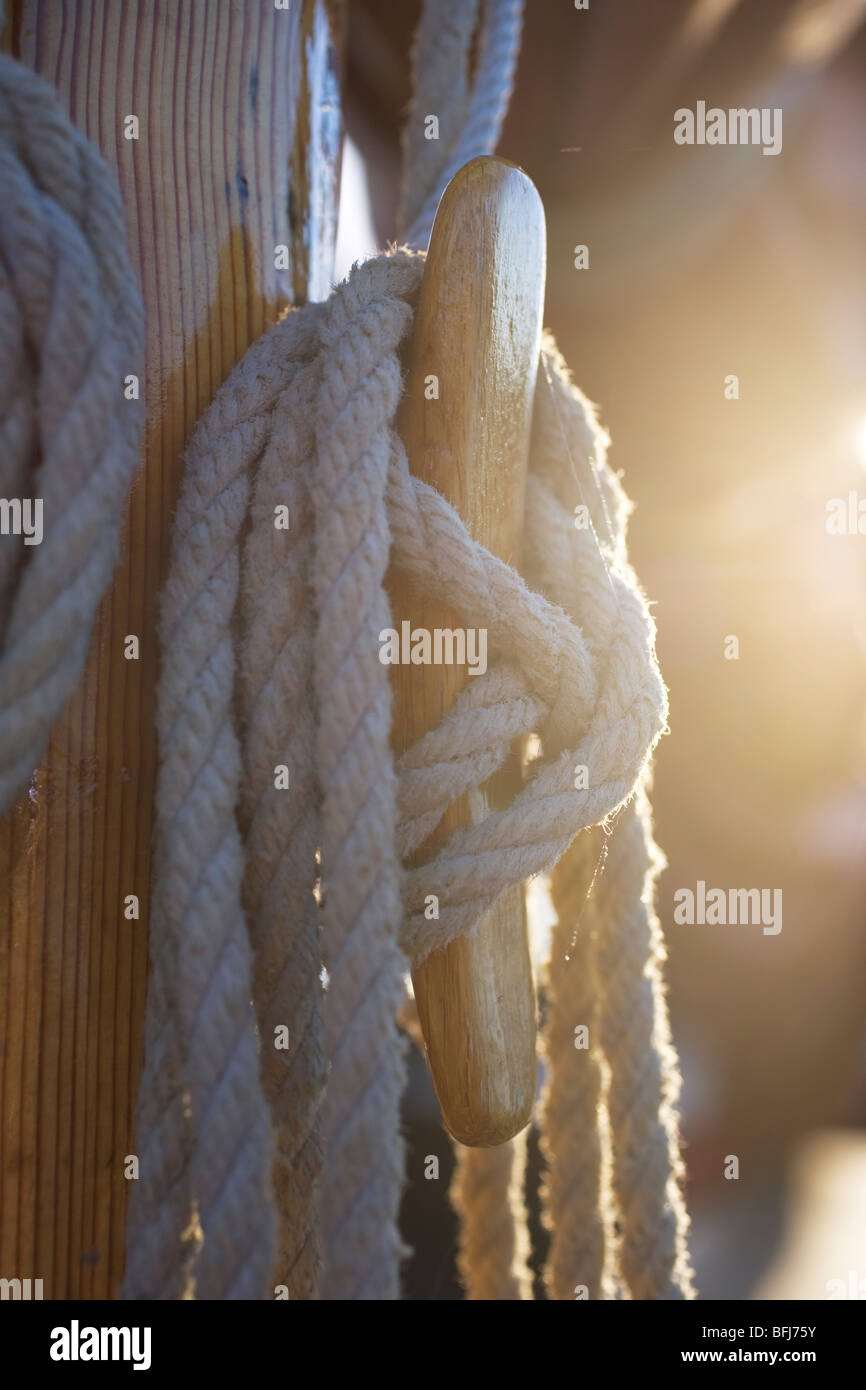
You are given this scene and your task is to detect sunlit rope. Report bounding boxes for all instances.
[0,4,694,1304]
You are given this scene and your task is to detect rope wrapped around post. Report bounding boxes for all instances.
[125,247,694,1300]
[0,54,144,816]
[0,0,695,1302]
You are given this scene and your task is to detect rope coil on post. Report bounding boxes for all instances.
[0,1,695,1302]
[125,244,693,1300]
[0,54,144,815]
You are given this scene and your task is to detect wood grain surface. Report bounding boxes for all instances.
[390,156,546,1147]
[0,0,344,1299]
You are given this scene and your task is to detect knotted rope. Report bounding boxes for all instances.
[527,342,695,1300]
[124,242,693,1299]
[0,1,695,1302]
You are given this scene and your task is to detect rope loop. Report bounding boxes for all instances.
[0,3,694,1304]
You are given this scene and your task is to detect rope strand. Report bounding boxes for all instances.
[401,0,525,248]
[125,249,691,1300]
[238,317,327,1299]
[451,1133,534,1300]
[0,55,143,814]
[0,11,694,1304]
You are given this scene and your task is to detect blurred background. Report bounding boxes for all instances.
[339,0,866,1299]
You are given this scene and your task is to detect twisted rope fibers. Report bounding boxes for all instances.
[0,54,144,816]
[125,246,693,1299]
[0,9,694,1305]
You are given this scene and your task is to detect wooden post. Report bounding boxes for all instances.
[390,158,546,1147]
[0,0,344,1299]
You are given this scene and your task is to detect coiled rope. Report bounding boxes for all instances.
[122,232,695,1298]
[0,0,694,1301]
[0,54,143,816]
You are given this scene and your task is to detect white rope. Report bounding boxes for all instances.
[527,341,695,1299]
[400,0,525,249]
[122,313,316,1300]
[0,55,143,814]
[0,12,695,1304]
[451,1132,534,1300]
